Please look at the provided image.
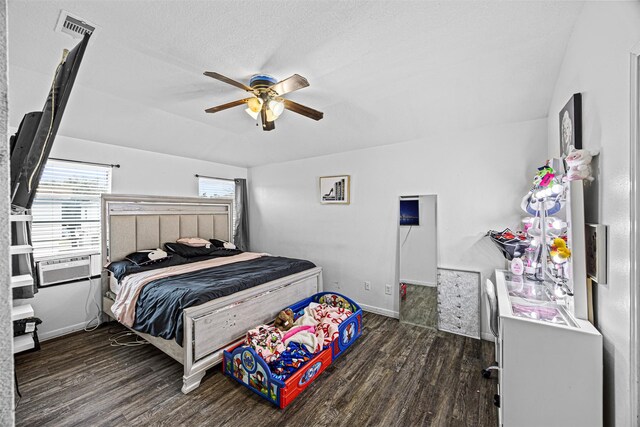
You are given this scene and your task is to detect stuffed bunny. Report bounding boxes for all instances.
[565,146,598,181]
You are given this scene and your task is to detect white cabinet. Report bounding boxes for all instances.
[495,270,602,427]
[437,268,480,338]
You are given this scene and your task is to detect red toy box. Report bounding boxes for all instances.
[222,292,362,408]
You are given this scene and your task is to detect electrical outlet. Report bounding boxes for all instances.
[385,284,392,295]
[364,281,371,291]
[333,281,340,289]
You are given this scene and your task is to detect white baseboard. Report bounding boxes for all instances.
[38,321,99,341]
[481,332,496,342]
[360,303,399,319]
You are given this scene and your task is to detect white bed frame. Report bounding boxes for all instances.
[101,194,322,393]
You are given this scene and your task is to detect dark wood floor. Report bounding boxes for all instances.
[15,313,498,427]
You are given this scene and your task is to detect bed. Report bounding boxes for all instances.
[101,194,323,394]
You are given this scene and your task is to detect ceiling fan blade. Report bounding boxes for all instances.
[261,104,275,131]
[268,74,309,96]
[204,71,254,92]
[205,98,253,113]
[283,99,324,121]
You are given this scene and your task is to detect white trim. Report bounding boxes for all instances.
[481,332,496,342]
[630,43,640,426]
[38,321,95,341]
[360,303,399,319]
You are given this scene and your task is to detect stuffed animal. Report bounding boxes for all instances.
[533,165,556,188]
[274,308,295,331]
[319,294,351,310]
[565,146,598,181]
[147,249,168,261]
[550,237,571,263]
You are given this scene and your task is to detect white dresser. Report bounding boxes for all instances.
[437,268,481,339]
[494,270,602,427]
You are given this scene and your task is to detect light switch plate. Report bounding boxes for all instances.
[585,223,607,284]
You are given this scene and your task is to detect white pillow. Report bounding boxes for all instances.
[177,237,211,248]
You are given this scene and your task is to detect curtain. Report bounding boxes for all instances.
[233,178,250,251]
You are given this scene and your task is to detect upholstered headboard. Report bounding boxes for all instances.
[101,194,233,264]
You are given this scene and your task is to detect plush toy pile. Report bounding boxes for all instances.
[242,298,353,381]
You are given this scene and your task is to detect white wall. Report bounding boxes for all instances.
[546,3,640,425]
[50,135,247,196]
[26,135,247,340]
[0,0,14,423]
[249,118,547,331]
[399,195,437,287]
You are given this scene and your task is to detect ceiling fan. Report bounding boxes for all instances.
[203,72,324,131]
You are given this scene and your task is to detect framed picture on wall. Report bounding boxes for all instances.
[320,175,350,204]
[559,93,582,157]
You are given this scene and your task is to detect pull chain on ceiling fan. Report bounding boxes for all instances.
[203,71,324,131]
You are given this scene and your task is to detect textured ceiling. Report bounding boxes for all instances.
[7,1,584,168]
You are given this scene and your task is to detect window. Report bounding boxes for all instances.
[31,160,112,259]
[198,176,235,200]
[198,176,236,237]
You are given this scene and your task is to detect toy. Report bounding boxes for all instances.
[318,293,351,310]
[521,163,564,216]
[533,165,556,188]
[223,292,362,409]
[147,249,168,260]
[274,308,295,332]
[565,146,598,181]
[550,237,571,263]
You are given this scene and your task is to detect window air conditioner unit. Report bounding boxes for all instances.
[37,255,91,287]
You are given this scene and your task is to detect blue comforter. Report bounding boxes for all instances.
[131,256,316,344]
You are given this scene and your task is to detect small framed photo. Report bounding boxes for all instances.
[320,175,350,204]
[559,93,582,157]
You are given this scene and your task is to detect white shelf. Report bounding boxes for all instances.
[10,245,33,255]
[12,304,34,321]
[11,274,34,289]
[10,214,32,222]
[13,334,35,354]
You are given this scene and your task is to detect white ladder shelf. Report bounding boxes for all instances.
[11,274,34,289]
[11,210,38,354]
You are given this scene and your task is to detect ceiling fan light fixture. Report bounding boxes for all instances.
[268,98,285,117]
[266,109,278,122]
[245,107,260,120]
[204,71,323,131]
[247,97,263,113]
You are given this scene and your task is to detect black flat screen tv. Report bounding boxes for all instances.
[399,199,420,226]
[10,32,90,209]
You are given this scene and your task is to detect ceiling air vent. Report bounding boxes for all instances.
[54,10,97,38]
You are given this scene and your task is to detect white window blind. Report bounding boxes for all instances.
[31,160,112,259]
[198,177,235,200]
[198,177,236,239]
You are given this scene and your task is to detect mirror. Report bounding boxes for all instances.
[398,194,438,329]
